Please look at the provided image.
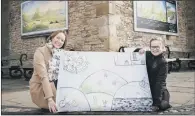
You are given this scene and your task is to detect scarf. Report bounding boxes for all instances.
[46,42,62,81]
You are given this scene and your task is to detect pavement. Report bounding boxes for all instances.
[1,71,195,115]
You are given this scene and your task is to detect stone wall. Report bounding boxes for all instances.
[2,0,10,57]
[9,1,46,55]
[67,1,109,51]
[166,1,195,52]
[8,1,195,56]
[8,1,110,56]
[108,1,195,52]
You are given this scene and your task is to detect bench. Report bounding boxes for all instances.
[1,54,23,78]
[165,46,195,71]
[164,46,178,72]
[20,54,34,81]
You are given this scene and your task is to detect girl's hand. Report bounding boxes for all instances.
[139,49,145,54]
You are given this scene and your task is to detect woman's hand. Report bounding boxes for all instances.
[47,98,57,113]
[139,48,145,54]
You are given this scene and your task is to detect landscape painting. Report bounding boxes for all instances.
[134,0,178,35]
[21,1,68,37]
[136,1,167,23]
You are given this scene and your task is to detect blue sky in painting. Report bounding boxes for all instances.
[22,1,46,13]
[22,1,66,15]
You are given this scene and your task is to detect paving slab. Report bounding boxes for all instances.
[168,86,194,94]
[2,90,37,108]
[169,91,194,105]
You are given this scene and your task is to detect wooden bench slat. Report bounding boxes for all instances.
[179,58,195,61]
[166,58,177,62]
[22,62,33,68]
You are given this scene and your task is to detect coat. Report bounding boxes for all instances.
[134,48,168,106]
[29,45,56,109]
[145,51,168,106]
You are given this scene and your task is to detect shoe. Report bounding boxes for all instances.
[158,103,172,111]
[169,104,172,108]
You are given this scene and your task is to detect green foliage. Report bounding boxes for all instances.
[23,23,49,33]
[22,8,66,33]
[32,8,41,20]
[35,24,48,31]
[22,13,30,22]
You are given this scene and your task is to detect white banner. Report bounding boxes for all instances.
[55,51,153,112]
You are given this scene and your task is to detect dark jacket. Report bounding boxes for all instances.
[134,48,168,106]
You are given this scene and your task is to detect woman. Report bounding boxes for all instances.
[29,30,68,113]
[134,38,171,111]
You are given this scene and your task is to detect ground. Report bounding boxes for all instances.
[1,71,195,115]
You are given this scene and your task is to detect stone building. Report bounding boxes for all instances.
[2,1,195,58]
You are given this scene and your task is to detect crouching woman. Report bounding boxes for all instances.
[29,30,68,113]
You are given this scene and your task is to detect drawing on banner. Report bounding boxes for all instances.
[114,52,146,66]
[139,76,150,93]
[63,52,89,74]
[57,87,91,111]
[56,51,153,112]
[59,97,67,108]
[114,53,131,66]
[85,93,113,111]
[130,52,146,65]
[59,96,79,108]
[103,100,108,107]
[80,70,128,95]
[112,81,152,111]
[77,69,152,111]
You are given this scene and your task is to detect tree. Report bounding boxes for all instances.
[32,8,41,20]
[22,13,30,22]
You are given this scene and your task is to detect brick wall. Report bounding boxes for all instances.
[8,1,195,56]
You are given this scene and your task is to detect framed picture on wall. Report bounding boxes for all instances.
[21,1,68,37]
[133,0,178,35]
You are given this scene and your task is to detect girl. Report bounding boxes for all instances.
[29,30,68,113]
[134,38,171,111]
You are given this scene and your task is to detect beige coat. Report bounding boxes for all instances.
[29,45,56,109]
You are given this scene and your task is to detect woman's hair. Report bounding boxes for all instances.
[46,30,68,49]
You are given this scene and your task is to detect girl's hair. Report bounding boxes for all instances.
[149,37,164,47]
[150,37,166,52]
[46,30,68,49]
